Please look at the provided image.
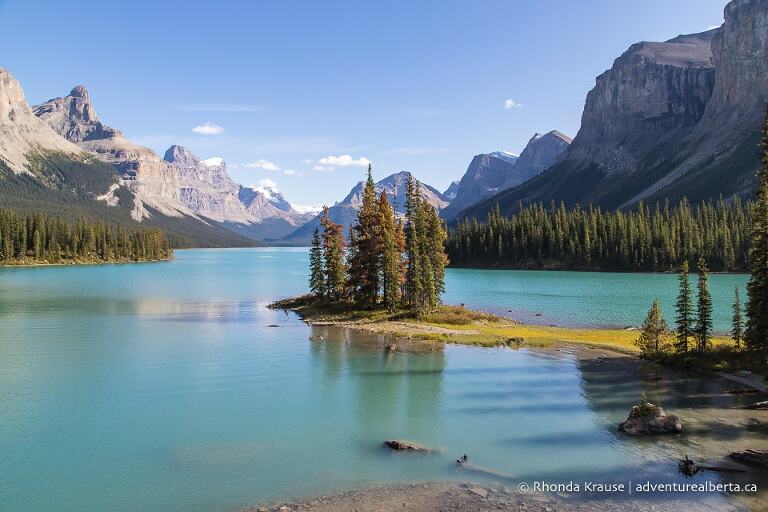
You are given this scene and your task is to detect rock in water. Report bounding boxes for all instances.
[618,401,682,435]
[384,440,432,452]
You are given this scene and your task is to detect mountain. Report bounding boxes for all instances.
[0,68,258,248]
[282,171,448,244]
[460,0,768,220]
[163,146,312,239]
[443,181,459,200]
[442,131,570,220]
[33,84,308,242]
[439,152,518,220]
[34,85,193,221]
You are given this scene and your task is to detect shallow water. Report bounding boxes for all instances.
[0,248,761,512]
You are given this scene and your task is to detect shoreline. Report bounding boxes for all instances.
[244,480,749,512]
[0,257,173,269]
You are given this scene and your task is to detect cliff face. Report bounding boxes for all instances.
[34,87,189,220]
[0,68,85,174]
[460,0,768,220]
[502,130,572,189]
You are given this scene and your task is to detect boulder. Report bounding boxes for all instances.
[384,440,433,452]
[618,400,682,435]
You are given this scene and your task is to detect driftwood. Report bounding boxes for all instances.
[728,449,768,468]
[679,455,748,476]
[456,457,516,481]
[741,400,768,410]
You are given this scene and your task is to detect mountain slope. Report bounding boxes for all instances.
[461,0,767,220]
[442,130,570,220]
[282,171,448,244]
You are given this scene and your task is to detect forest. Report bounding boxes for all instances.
[0,208,173,265]
[447,198,753,272]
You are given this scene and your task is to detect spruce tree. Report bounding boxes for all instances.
[732,287,743,348]
[320,207,347,301]
[404,174,423,311]
[308,227,325,297]
[746,107,768,355]
[379,191,403,311]
[347,165,382,306]
[694,256,712,353]
[635,299,672,357]
[674,260,693,353]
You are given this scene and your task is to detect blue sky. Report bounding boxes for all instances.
[0,0,727,206]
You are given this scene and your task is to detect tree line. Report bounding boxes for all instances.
[0,208,173,264]
[309,167,448,315]
[637,108,768,360]
[447,197,753,272]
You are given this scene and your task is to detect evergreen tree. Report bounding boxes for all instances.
[404,174,423,311]
[347,165,382,306]
[379,191,403,311]
[694,256,713,353]
[746,107,768,355]
[732,287,744,348]
[674,260,693,353]
[320,207,347,301]
[635,299,672,356]
[308,227,325,297]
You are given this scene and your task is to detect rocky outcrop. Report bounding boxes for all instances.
[0,68,85,174]
[283,171,447,244]
[443,131,570,220]
[384,440,435,452]
[34,86,190,220]
[618,400,682,435]
[460,0,768,220]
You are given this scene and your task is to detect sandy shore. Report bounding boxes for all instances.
[243,481,747,512]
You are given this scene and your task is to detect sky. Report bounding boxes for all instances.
[0,0,728,207]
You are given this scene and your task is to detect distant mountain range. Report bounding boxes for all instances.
[281,171,448,244]
[459,0,768,221]
[1,0,764,246]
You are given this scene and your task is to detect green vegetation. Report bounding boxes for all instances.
[308,166,447,316]
[694,256,713,353]
[746,107,768,357]
[674,260,693,353]
[634,299,673,355]
[447,197,753,272]
[732,287,743,348]
[0,207,172,265]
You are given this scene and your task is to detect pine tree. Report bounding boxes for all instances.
[732,287,744,348]
[404,174,423,311]
[320,207,347,301]
[635,299,672,357]
[674,260,693,353]
[746,107,768,355]
[694,256,712,353]
[308,227,325,297]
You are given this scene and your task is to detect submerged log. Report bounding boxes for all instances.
[679,455,748,475]
[728,449,768,468]
[741,400,768,410]
[456,457,516,481]
[384,440,433,452]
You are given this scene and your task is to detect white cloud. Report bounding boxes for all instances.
[256,178,278,190]
[192,122,225,135]
[178,104,263,112]
[201,157,224,167]
[504,99,523,110]
[317,154,371,168]
[313,165,335,172]
[283,169,297,176]
[246,159,281,171]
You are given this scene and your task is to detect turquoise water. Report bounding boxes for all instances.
[0,249,755,512]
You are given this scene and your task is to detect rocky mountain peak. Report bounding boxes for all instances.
[33,85,118,142]
[164,145,201,167]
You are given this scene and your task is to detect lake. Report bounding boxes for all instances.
[0,248,758,512]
